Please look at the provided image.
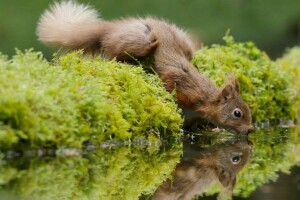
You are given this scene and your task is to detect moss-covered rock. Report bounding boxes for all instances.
[276,47,300,113]
[193,35,299,123]
[0,50,183,148]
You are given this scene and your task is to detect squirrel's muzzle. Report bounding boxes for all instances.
[246,125,255,134]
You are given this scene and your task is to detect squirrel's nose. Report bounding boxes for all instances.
[247,125,255,134]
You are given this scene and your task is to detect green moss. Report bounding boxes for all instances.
[193,35,299,122]
[0,50,183,148]
[0,143,182,200]
[276,47,300,112]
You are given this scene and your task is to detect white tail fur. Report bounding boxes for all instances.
[37,1,102,48]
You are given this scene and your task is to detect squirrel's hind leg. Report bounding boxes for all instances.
[102,19,158,61]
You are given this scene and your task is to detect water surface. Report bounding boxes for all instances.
[0,126,299,200]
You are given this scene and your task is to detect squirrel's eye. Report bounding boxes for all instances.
[232,108,243,119]
[231,155,241,165]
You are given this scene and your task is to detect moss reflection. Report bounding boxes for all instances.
[235,126,300,197]
[0,142,182,200]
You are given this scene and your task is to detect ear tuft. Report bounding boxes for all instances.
[226,74,240,94]
[232,77,240,94]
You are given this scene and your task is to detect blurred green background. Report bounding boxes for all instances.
[0,0,299,59]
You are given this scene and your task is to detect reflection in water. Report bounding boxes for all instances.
[152,126,300,200]
[152,138,252,200]
[0,126,300,200]
[233,126,300,198]
[0,142,182,200]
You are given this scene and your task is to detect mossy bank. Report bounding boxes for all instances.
[0,50,183,148]
[0,37,299,148]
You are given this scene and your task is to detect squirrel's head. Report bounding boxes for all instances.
[210,76,254,134]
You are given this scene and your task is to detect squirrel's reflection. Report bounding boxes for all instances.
[152,138,252,200]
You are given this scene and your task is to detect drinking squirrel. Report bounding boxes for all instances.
[37,1,254,134]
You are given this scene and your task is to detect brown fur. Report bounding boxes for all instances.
[152,139,252,200]
[37,1,254,134]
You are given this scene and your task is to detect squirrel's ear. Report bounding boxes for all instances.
[226,74,240,94]
[232,77,240,94]
[217,167,236,189]
[217,167,230,187]
[221,84,234,101]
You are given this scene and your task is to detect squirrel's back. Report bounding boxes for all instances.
[145,18,196,59]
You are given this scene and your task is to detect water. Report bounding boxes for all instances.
[0,126,299,200]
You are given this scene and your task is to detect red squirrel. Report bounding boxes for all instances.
[37,1,254,134]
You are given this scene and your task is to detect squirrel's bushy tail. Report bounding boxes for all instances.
[37,1,102,49]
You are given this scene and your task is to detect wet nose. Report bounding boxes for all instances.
[247,125,255,134]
